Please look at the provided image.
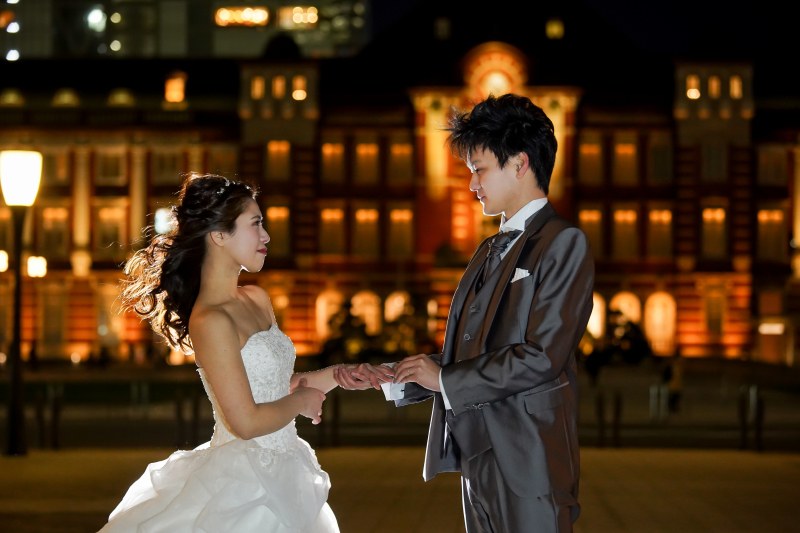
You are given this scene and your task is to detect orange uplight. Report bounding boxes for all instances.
[322,143,343,156]
[757,209,783,223]
[649,210,672,223]
[580,144,600,156]
[579,209,602,223]
[390,144,413,156]
[215,7,268,27]
[613,210,637,223]
[356,144,378,156]
[390,209,413,222]
[267,206,289,220]
[355,209,379,223]
[321,208,343,222]
[615,143,636,156]
[702,208,726,223]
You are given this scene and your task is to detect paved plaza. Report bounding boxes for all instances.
[0,447,797,533]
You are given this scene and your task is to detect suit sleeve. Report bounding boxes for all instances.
[440,227,595,417]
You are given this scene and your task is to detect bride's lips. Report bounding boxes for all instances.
[257,248,267,255]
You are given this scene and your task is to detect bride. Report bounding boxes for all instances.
[100,174,392,533]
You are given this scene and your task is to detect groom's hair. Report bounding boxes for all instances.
[446,94,557,195]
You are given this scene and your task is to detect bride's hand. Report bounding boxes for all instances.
[292,378,326,425]
[334,363,394,390]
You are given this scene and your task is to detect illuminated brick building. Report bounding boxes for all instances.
[0,2,795,365]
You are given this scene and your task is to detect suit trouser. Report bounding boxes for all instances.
[460,450,574,533]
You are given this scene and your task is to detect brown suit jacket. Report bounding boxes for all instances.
[398,202,595,501]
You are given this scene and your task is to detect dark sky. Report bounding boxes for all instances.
[372,0,795,58]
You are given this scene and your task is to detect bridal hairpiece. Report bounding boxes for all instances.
[217,177,230,195]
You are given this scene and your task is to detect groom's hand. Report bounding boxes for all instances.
[394,354,441,391]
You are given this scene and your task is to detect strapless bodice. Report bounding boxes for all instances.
[198,325,299,452]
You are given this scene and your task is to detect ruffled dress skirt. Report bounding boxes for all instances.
[99,437,338,533]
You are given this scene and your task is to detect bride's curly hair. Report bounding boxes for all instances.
[120,173,259,353]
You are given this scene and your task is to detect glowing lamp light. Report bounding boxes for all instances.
[579,210,602,223]
[70,352,81,365]
[110,13,121,23]
[0,250,7,271]
[0,151,43,206]
[215,7,269,27]
[390,209,413,222]
[292,89,307,100]
[7,21,19,33]
[702,208,725,223]
[546,18,564,39]
[0,352,6,365]
[758,323,785,335]
[6,49,19,61]
[110,40,121,52]
[27,256,47,277]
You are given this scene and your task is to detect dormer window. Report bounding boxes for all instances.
[52,88,80,107]
[165,71,187,103]
[708,76,720,99]
[272,76,286,99]
[292,75,307,100]
[108,88,135,107]
[686,75,700,99]
[730,75,742,99]
[251,76,265,100]
[0,88,23,107]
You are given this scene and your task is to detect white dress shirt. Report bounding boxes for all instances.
[383,198,549,407]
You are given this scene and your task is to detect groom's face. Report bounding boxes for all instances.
[468,146,520,217]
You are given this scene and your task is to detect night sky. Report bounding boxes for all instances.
[373,0,797,57]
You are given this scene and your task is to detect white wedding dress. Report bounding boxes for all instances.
[99,325,339,533]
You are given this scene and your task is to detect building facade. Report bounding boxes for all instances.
[0,8,796,366]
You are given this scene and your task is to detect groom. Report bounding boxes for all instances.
[336,94,594,533]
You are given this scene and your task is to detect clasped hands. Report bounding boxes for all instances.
[333,354,441,392]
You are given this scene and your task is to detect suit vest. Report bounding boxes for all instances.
[454,245,517,363]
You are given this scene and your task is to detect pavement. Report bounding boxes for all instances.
[1,447,797,533]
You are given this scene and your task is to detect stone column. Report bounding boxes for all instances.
[130,146,147,247]
[71,147,92,276]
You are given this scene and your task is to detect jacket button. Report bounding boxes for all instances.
[469,305,477,312]
[463,334,471,341]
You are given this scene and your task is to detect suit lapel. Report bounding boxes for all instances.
[479,202,556,349]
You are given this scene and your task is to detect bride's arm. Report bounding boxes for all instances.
[192,311,326,439]
[291,364,394,393]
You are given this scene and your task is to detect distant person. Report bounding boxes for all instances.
[101,174,391,533]
[28,340,39,371]
[666,347,684,413]
[337,95,595,533]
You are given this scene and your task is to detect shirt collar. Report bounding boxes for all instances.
[500,197,549,232]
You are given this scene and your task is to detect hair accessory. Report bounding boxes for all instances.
[217,177,231,195]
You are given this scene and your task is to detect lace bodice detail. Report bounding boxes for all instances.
[198,325,299,452]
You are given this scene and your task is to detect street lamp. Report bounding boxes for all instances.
[0,150,42,456]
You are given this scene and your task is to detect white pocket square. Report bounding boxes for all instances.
[511,268,530,283]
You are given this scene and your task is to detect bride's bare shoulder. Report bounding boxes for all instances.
[189,306,237,340]
[239,284,273,308]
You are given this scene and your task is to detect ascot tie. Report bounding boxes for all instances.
[476,229,522,292]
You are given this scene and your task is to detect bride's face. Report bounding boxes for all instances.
[222,199,270,273]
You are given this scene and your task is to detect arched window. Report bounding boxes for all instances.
[609,291,641,324]
[587,292,606,340]
[316,290,343,340]
[385,291,411,323]
[644,292,677,355]
[351,290,382,335]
